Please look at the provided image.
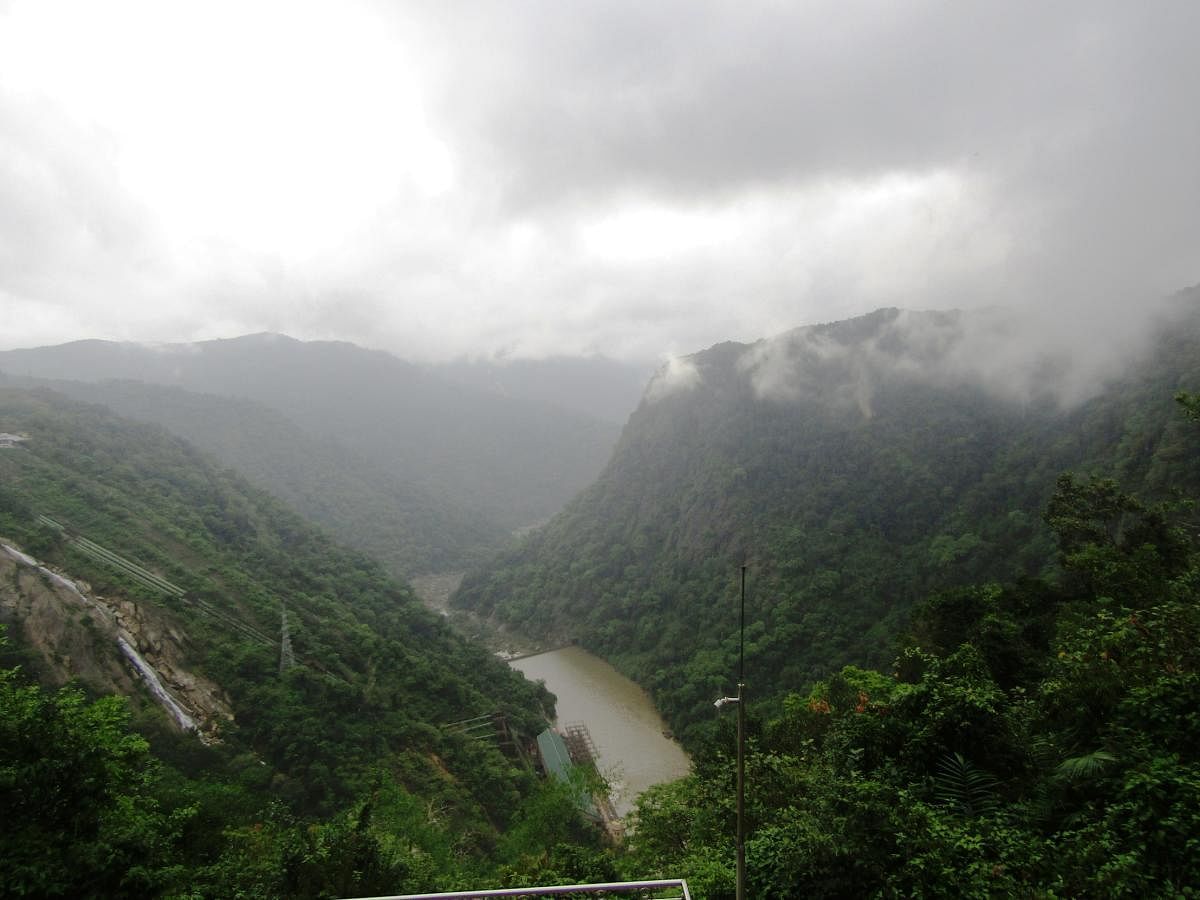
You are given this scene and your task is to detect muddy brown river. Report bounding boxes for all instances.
[511,645,691,818]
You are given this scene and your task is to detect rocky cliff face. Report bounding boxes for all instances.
[0,540,231,740]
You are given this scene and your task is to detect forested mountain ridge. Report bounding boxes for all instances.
[453,299,1200,745]
[0,386,605,895]
[0,333,622,531]
[0,374,510,577]
[626,410,1200,896]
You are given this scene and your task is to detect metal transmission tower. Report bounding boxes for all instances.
[279,605,296,674]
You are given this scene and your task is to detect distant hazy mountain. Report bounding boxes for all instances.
[0,386,551,820]
[0,334,624,531]
[453,301,1200,744]
[0,375,509,576]
[431,355,654,425]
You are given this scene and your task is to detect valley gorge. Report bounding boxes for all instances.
[3,297,1200,896]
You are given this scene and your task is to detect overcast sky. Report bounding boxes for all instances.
[0,0,1196,363]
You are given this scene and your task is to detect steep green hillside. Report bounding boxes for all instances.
[0,375,510,576]
[454,302,1200,744]
[625,445,1200,896]
[0,387,560,859]
[0,334,622,530]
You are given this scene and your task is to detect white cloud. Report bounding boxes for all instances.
[0,0,1196,365]
[645,355,702,403]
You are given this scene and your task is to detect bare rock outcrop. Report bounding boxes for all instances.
[0,540,233,741]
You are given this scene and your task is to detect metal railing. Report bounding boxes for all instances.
[345,879,691,899]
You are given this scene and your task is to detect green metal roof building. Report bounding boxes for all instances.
[535,728,599,821]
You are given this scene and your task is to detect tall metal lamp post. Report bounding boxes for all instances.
[714,564,747,900]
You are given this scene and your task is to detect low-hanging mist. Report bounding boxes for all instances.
[645,293,1190,417]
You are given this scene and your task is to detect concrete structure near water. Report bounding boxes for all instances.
[536,727,600,822]
[535,724,623,840]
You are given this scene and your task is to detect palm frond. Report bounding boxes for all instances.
[935,752,999,817]
[1055,749,1117,782]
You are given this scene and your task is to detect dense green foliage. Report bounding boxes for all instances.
[0,659,183,896]
[0,374,510,576]
[6,308,1200,896]
[456,303,1200,745]
[622,431,1200,896]
[0,387,611,895]
[0,642,615,897]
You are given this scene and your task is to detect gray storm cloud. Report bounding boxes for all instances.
[0,0,1196,365]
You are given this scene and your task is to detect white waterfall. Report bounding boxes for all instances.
[116,636,197,732]
[3,542,197,732]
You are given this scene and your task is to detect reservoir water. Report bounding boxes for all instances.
[511,645,691,818]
